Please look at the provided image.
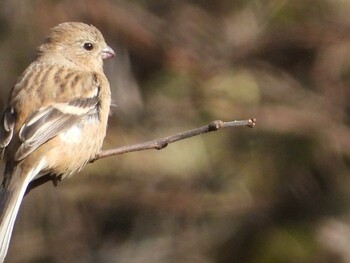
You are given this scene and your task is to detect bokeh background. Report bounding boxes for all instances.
[0,0,350,262]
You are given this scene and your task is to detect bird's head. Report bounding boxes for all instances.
[38,22,115,71]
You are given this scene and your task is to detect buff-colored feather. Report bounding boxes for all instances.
[0,22,114,262]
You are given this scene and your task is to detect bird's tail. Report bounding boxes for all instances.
[0,164,36,263]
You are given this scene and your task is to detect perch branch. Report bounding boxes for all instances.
[26,118,256,194]
[93,118,256,161]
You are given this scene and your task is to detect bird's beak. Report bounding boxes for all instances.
[101,46,115,60]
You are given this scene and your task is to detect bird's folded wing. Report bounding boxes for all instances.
[15,96,99,161]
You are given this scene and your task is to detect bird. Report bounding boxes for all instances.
[0,22,115,262]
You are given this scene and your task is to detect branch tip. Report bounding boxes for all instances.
[248,118,256,128]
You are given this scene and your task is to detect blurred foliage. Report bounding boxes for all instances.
[0,0,350,262]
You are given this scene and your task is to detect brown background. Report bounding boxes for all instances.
[0,0,350,262]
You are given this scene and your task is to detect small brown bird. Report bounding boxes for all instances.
[0,22,115,262]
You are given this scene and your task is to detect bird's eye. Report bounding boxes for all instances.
[83,42,94,51]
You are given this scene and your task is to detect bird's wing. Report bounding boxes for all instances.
[0,68,102,161]
[15,94,100,161]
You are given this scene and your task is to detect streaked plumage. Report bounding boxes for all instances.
[0,22,115,262]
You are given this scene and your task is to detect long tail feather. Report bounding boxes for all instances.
[0,159,46,263]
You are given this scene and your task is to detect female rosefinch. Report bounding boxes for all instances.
[0,22,115,262]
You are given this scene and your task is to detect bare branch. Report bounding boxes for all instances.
[26,118,255,194]
[93,118,256,161]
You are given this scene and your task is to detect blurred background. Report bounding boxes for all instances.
[0,0,350,262]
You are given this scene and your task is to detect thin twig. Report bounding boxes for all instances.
[93,118,256,161]
[26,118,256,194]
